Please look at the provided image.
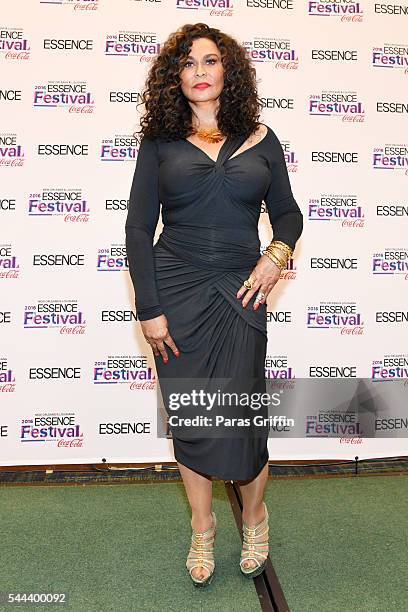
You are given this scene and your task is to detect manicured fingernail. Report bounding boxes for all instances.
[175,352,180,357]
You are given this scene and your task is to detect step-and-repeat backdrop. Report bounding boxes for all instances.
[1,1,407,466]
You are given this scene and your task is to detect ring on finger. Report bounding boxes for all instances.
[243,276,256,289]
[255,291,266,303]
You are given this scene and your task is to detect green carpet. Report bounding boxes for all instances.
[265,475,408,612]
[0,481,260,611]
[2,475,407,611]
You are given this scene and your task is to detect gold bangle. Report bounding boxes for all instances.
[269,248,291,262]
[265,246,287,267]
[269,240,293,257]
[270,239,293,253]
[263,249,286,270]
[266,253,287,269]
[266,246,291,266]
[265,244,287,259]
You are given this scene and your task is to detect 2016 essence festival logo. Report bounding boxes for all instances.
[309,91,365,123]
[0,244,19,278]
[28,188,90,223]
[306,411,363,438]
[0,357,15,393]
[100,135,137,162]
[308,0,363,22]
[0,27,31,60]
[105,31,159,58]
[93,356,155,390]
[308,193,365,228]
[20,414,84,448]
[373,144,408,173]
[24,300,86,334]
[265,355,295,390]
[371,354,408,384]
[243,37,298,70]
[307,302,364,335]
[0,133,25,166]
[97,245,127,271]
[33,81,95,114]
[372,43,408,74]
[372,248,408,279]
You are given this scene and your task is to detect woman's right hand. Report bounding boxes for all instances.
[140,314,180,363]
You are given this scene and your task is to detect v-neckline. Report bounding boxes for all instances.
[183,124,269,165]
[183,134,232,165]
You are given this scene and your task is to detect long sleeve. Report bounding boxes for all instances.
[263,128,303,251]
[125,136,164,321]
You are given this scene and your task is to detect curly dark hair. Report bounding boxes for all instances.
[134,22,262,143]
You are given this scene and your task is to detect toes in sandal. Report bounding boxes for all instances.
[240,501,269,578]
[186,511,217,587]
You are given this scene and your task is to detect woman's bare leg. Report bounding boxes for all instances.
[177,461,214,581]
[237,461,269,570]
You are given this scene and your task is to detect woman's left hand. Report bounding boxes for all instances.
[237,254,282,309]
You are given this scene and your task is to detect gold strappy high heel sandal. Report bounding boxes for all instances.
[186,511,217,587]
[240,501,269,578]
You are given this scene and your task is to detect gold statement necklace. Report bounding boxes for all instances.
[191,126,225,143]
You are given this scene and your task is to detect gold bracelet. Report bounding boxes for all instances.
[265,251,287,269]
[265,243,288,257]
[268,246,292,262]
[270,239,293,254]
[268,240,293,258]
[263,249,286,270]
[265,246,288,266]
[264,252,286,271]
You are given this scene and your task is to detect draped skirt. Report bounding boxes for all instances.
[152,240,270,481]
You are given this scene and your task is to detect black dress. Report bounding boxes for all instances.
[125,124,303,481]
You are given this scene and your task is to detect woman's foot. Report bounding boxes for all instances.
[240,501,269,577]
[241,502,267,570]
[186,511,217,586]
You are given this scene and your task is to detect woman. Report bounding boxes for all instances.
[125,23,303,587]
